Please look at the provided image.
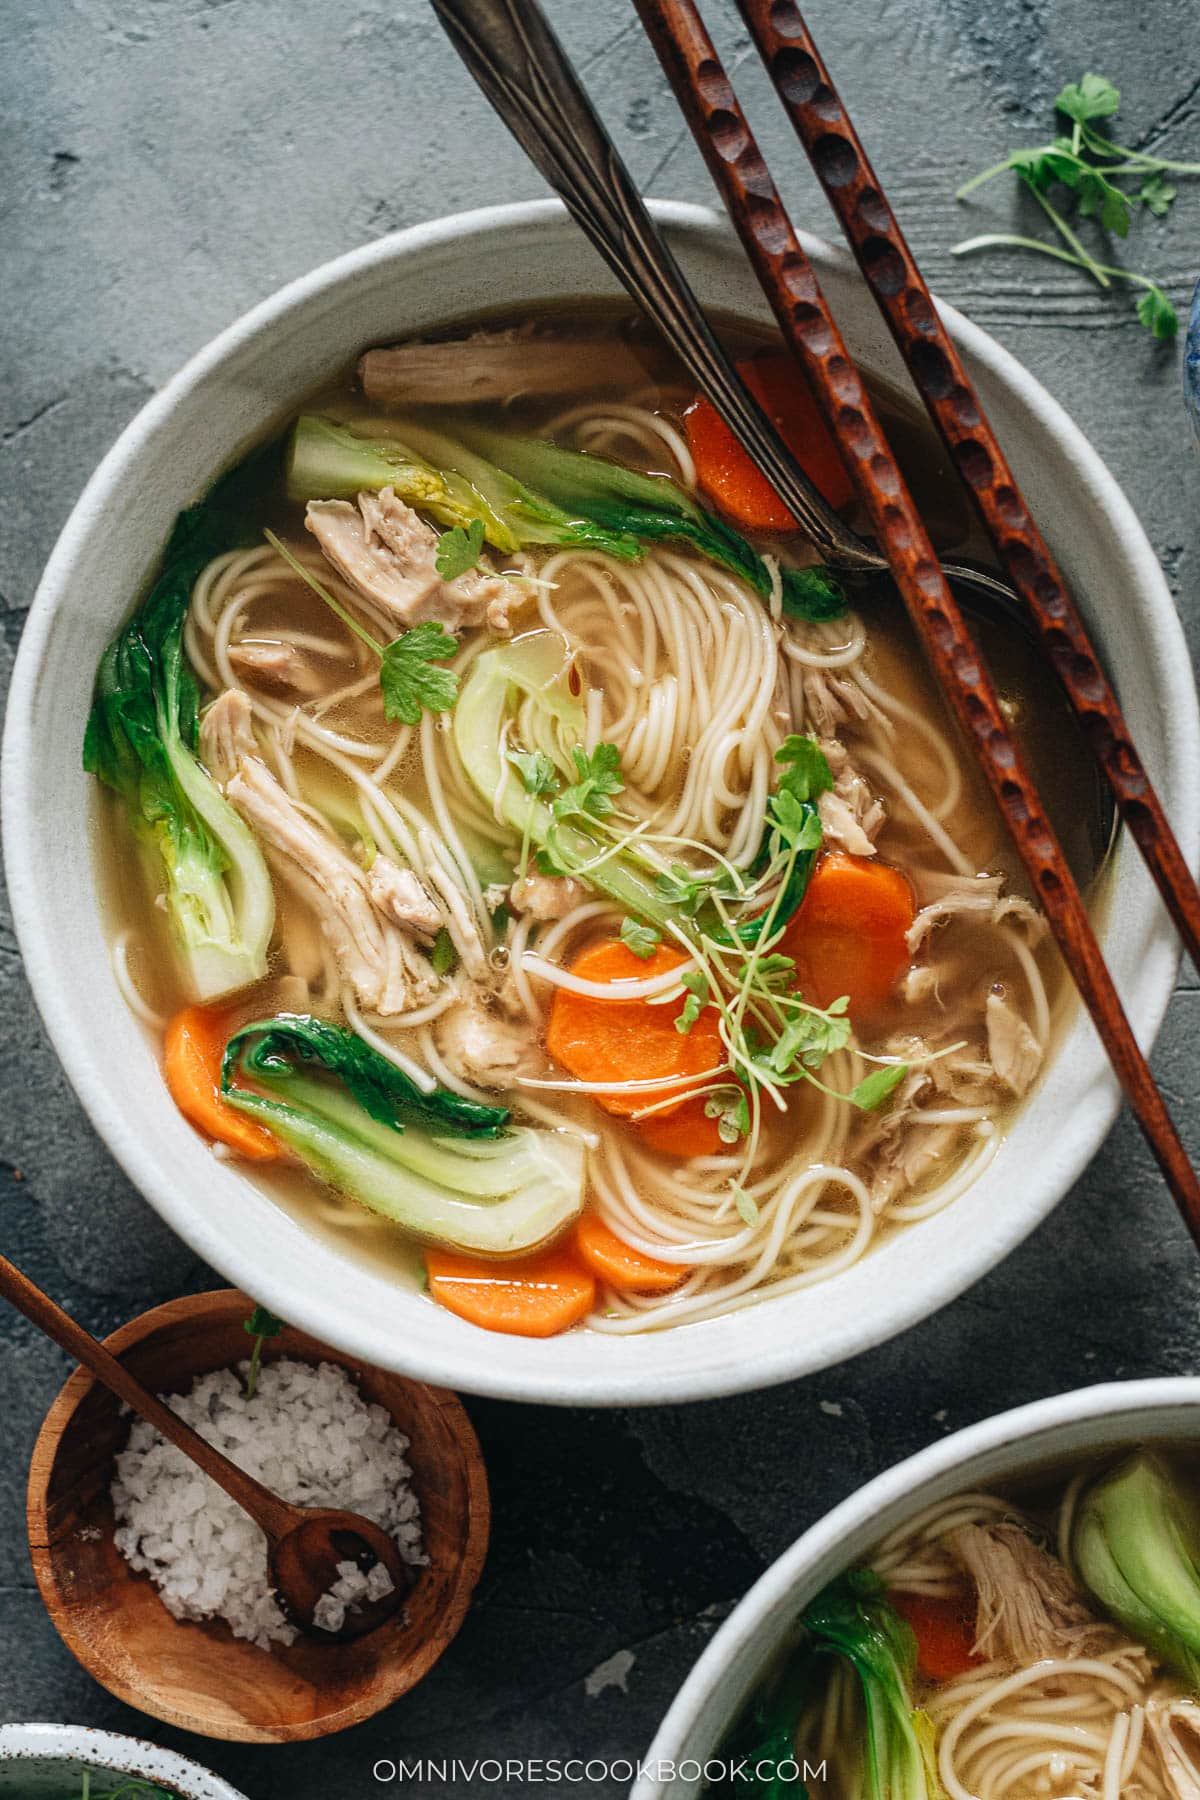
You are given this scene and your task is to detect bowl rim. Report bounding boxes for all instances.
[24,1288,491,1744]
[632,1374,1200,1798]
[4,198,1198,1405]
[0,1721,248,1798]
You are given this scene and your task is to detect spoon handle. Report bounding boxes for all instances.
[428,0,878,571]
[0,1253,295,1541]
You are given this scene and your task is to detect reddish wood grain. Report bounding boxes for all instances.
[736,0,1200,973]
[633,0,1200,1238]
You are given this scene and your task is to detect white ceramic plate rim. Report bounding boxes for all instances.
[0,1723,247,1798]
[4,200,1198,1404]
[633,1376,1200,1798]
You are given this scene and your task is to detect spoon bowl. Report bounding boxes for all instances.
[27,1289,490,1742]
[269,1507,415,1643]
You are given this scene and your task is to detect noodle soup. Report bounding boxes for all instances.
[713,1447,1200,1800]
[87,308,1104,1340]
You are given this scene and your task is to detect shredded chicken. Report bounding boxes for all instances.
[227,639,330,699]
[417,830,490,980]
[1147,1698,1200,1800]
[818,790,877,857]
[435,992,540,1090]
[862,1035,999,1209]
[305,488,527,633]
[305,491,442,624]
[949,1521,1120,1664]
[986,990,1042,1096]
[869,1118,953,1212]
[359,325,653,407]
[901,964,939,1005]
[366,861,443,941]
[908,873,1009,954]
[800,669,886,737]
[200,691,440,1016]
[508,873,588,921]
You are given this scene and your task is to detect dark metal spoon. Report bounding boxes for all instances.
[429,0,1019,613]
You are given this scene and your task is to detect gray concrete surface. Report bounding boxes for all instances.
[2,1,1199,1795]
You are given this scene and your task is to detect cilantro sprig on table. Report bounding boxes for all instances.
[953,73,1199,339]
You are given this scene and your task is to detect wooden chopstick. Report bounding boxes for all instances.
[735,0,1200,976]
[631,0,1200,1238]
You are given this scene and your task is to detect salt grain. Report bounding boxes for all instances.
[111,1357,426,1649]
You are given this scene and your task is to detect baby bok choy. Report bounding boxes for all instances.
[84,473,274,1002]
[1073,1452,1200,1685]
[709,1570,938,1799]
[286,414,846,622]
[461,424,847,623]
[803,1570,941,1800]
[221,1015,585,1255]
[286,415,640,561]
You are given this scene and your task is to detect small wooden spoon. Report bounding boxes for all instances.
[0,1252,410,1642]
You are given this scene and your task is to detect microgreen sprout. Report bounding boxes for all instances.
[953,73,1198,339]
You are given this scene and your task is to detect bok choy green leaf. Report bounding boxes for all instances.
[462,425,847,623]
[286,414,846,622]
[803,1570,941,1800]
[287,415,640,561]
[221,1015,585,1256]
[83,460,275,1002]
[1073,1452,1200,1686]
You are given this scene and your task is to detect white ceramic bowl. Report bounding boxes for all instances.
[634,1377,1200,1799]
[0,1723,246,1798]
[4,201,1198,1405]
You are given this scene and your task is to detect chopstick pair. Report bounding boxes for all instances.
[432,0,1200,1238]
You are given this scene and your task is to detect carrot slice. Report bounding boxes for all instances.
[163,1005,281,1162]
[574,1213,684,1295]
[426,1244,596,1338]
[685,349,855,531]
[891,1589,978,1681]
[635,1092,725,1159]
[778,852,916,1022]
[545,940,724,1120]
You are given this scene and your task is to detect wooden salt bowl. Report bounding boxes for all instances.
[27,1289,490,1743]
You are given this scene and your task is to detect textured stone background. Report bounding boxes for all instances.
[2,0,1198,1795]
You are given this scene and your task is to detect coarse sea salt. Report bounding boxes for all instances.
[111,1357,425,1649]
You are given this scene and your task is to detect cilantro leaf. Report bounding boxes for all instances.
[1140,171,1177,217]
[242,1303,285,1400]
[620,915,662,960]
[676,967,710,1035]
[551,742,624,822]
[775,734,834,803]
[1135,286,1178,339]
[769,787,824,855]
[435,517,486,580]
[848,1064,909,1110]
[244,1304,284,1339]
[509,748,558,797]
[1055,73,1120,125]
[379,622,460,725]
[1073,164,1132,235]
[431,926,458,976]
